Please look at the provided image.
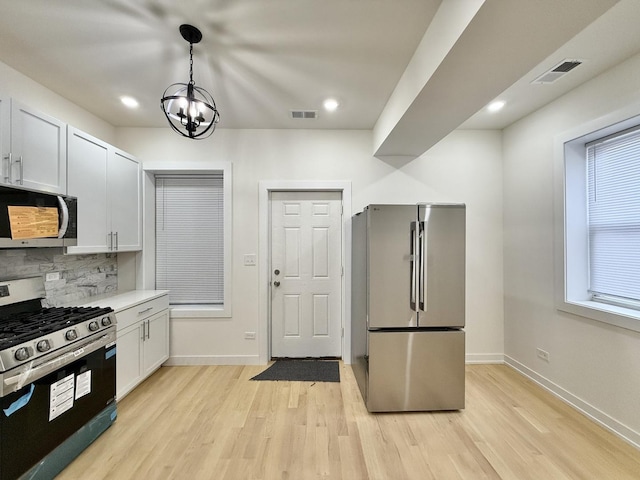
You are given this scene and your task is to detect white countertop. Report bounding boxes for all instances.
[81,290,169,313]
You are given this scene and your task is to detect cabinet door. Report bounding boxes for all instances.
[143,310,169,376]
[0,96,9,185]
[116,322,143,401]
[109,149,141,251]
[10,100,66,194]
[67,127,109,253]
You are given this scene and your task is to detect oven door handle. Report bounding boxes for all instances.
[3,331,116,392]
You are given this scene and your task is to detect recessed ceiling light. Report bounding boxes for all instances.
[487,100,505,113]
[323,98,339,112]
[120,96,139,109]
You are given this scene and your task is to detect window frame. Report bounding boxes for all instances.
[555,108,640,333]
[141,161,232,318]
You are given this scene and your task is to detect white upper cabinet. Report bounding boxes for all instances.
[67,127,109,252]
[1,99,67,194]
[109,149,142,251]
[67,127,142,254]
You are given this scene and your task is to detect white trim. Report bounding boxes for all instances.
[165,355,261,366]
[465,353,504,364]
[554,103,640,333]
[259,180,352,365]
[505,355,640,450]
[140,161,233,317]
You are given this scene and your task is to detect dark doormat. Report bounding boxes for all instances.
[251,359,340,383]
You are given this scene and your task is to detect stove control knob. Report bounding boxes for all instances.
[14,347,31,361]
[101,316,112,327]
[37,339,51,352]
[88,321,100,332]
[65,329,78,341]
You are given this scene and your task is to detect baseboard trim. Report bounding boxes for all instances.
[504,355,640,450]
[466,353,504,364]
[165,355,262,366]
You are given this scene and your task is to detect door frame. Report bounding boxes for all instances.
[258,181,352,364]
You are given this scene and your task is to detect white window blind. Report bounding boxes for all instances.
[587,128,640,306]
[156,175,224,305]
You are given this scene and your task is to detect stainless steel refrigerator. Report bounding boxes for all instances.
[351,203,465,412]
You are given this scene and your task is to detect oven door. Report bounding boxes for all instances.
[0,332,115,480]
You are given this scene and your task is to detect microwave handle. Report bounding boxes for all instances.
[57,196,69,239]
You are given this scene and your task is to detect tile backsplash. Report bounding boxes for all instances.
[0,248,117,306]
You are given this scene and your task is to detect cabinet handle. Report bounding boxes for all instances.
[107,232,112,251]
[138,307,153,315]
[146,320,151,340]
[114,231,118,251]
[141,320,146,341]
[3,153,11,183]
[15,156,23,185]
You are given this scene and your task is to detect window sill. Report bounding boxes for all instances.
[558,299,640,333]
[169,305,231,319]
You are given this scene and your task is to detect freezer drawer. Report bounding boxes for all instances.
[367,330,465,412]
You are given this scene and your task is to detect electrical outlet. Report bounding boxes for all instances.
[45,272,60,282]
[536,348,550,362]
[244,254,257,266]
[244,332,256,340]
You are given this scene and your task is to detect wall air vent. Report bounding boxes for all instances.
[531,59,583,84]
[291,110,318,119]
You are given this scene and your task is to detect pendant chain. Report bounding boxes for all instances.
[189,43,194,85]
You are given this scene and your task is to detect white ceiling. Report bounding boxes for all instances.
[0,0,638,155]
[0,0,440,130]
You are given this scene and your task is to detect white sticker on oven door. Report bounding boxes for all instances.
[49,374,75,421]
[75,370,91,399]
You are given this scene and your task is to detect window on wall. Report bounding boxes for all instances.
[155,175,224,305]
[559,112,640,332]
[586,128,640,310]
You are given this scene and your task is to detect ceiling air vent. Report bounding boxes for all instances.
[291,110,318,119]
[531,59,583,84]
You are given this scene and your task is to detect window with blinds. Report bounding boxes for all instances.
[155,175,224,305]
[587,127,640,309]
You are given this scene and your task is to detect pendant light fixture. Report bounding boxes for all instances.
[161,24,220,139]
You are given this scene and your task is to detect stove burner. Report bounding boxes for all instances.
[0,306,114,350]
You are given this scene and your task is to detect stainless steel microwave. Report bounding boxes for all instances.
[0,185,77,248]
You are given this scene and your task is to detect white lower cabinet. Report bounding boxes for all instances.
[116,295,169,401]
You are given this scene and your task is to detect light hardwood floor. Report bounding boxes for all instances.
[56,363,640,479]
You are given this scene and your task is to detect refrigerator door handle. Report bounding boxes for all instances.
[410,221,417,310]
[419,220,427,311]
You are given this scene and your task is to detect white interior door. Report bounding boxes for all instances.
[270,191,343,358]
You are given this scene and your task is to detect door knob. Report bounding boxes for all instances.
[274,281,281,287]
[274,269,280,275]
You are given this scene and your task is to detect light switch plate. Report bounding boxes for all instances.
[45,272,60,282]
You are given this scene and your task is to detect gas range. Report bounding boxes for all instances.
[0,277,116,377]
[0,276,118,480]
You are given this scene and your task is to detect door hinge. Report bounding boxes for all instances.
[341,266,344,277]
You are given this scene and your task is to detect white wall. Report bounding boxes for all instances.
[502,52,640,445]
[115,127,504,365]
